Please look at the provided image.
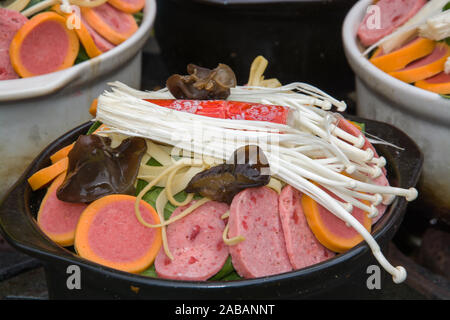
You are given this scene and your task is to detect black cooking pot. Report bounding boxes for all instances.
[0,116,422,299]
[154,0,357,99]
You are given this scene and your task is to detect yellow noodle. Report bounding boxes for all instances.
[267,177,283,194]
[221,211,230,220]
[222,223,245,246]
[150,197,211,228]
[166,166,195,207]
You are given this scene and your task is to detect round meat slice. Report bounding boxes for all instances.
[0,8,28,80]
[279,185,335,270]
[357,0,426,47]
[154,200,229,281]
[228,187,292,278]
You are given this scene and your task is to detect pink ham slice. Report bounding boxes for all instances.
[80,14,115,52]
[279,185,335,270]
[228,187,292,278]
[154,201,229,281]
[0,8,28,80]
[357,0,426,47]
[336,118,389,224]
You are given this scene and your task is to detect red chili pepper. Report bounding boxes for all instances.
[145,99,289,125]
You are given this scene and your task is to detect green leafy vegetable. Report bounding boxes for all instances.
[440,94,450,99]
[133,11,143,26]
[141,264,158,278]
[86,121,102,135]
[220,271,242,281]
[352,121,366,133]
[75,45,90,65]
[209,256,237,281]
[443,1,450,11]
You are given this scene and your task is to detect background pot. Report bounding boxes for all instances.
[0,116,423,299]
[154,0,357,98]
[342,0,450,221]
[0,0,156,200]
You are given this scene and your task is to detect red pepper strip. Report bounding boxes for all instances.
[145,99,289,125]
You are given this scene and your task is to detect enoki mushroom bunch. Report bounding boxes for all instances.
[95,81,418,283]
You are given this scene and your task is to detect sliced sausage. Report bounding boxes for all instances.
[81,14,115,53]
[279,185,335,269]
[228,187,292,278]
[154,200,229,281]
[357,0,426,47]
[0,8,28,80]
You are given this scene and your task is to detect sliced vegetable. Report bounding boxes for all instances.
[28,157,69,191]
[89,98,98,116]
[51,4,103,59]
[81,3,138,45]
[389,43,450,83]
[9,12,79,77]
[107,0,145,14]
[301,191,372,253]
[56,134,147,203]
[370,37,435,72]
[415,71,450,93]
[86,120,103,135]
[166,63,237,100]
[74,194,162,273]
[50,143,74,164]
[37,173,87,246]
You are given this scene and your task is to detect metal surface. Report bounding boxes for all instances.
[0,116,423,299]
[342,0,450,216]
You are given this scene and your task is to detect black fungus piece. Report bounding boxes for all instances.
[185,145,270,204]
[56,135,147,203]
[166,63,237,100]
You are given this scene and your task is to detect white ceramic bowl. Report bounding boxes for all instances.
[343,0,450,212]
[0,0,156,198]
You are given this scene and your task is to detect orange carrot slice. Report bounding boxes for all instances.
[74,194,162,273]
[89,98,98,116]
[81,3,138,45]
[9,12,79,78]
[51,4,103,59]
[301,191,372,253]
[415,71,450,94]
[37,173,88,247]
[28,157,69,191]
[370,37,435,73]
[389,43,450,83]
[50,143,75,164]
[107,0,145,14]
